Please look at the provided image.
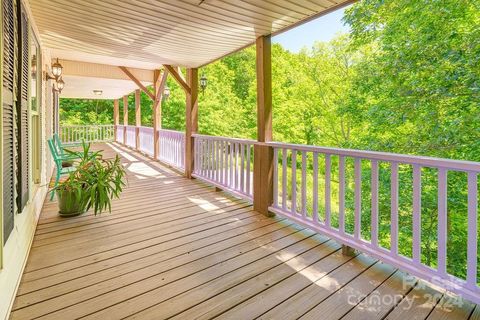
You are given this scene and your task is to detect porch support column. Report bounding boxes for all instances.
[253,35,274,217]
[123,95,128,144]
[185,68,198,179]
[113,99,119,142]
[135,89,141,150]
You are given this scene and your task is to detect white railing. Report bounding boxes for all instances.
[193,134,255,201]
[125,125,136,148]
[116,125,124,142]
[266,141,480,304]
[138,126,154,156]
[60,125,114,143]
[158,129,185,170]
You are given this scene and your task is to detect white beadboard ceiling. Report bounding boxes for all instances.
[29,0,353,69]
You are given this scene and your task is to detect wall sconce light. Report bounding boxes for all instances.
[45,58,65,93]
[163,85,170,100]
[57,77,65,92]
[31,55,37,78]
[200,73,207,93]
[51,58,63,78]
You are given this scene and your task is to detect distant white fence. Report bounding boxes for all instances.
[59,125,114,143]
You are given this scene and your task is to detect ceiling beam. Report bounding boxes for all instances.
[155,70,169,105]
[163,65,191,95]
[119,66,156,100]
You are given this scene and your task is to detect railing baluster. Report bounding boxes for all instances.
[235,143,239,190]
[240,143,245,193]
[437,168,447,276]
[467,171,478,288]
[339,156,346,233]
[371,160,379,248]
[246,144,251,196]
[229,142,234,187]
[325,154,331,227]
[224,141,228,185]
[291,150,297,214]
[301,151,307,217]
[412,164,421,263]
[273,148,279,207]
[391,162,399,256]
[312,152,319,224]
[354,158,362,239]
[282,148,287,211]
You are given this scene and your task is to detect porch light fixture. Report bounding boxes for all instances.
[45,58,66,93]
[51,58,63,78]
[200,73,207,93]
[163,85,170,100]
[31,55,37,78]
[56,77,65,92]
[93,90,103,96]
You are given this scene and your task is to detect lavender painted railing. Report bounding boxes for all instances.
[60,125,114,143]
[266,141,480,303]
[138,126,154,156]
[157,129,185,170]
[125,125,136,148]
[116,125,124,142]
[193,134,255,201]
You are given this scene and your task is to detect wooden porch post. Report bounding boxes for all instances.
[135,89,141,149]
[185,68,198,178]
[253,35,274,217]
[123,95,128,144]
[113,99,119,142]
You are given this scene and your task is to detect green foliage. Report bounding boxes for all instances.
[53,142,127,215]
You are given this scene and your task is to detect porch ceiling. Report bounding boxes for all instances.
[29,0,353,69]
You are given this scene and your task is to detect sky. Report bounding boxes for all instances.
[272,6,351,53]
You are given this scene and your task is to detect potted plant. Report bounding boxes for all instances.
[52,142,126,217]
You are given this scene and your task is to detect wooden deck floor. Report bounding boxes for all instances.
[10,143,480,320]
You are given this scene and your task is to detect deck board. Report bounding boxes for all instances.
[10,142,477,320]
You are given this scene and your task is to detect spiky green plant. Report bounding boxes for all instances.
[52,142,126,215]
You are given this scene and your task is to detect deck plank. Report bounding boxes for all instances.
[10,143,478,320]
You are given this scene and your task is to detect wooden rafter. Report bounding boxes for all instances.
[163,65,191,94]
[119,66,156,101]
[155,70,169,104]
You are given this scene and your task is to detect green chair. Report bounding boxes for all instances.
[53,133,81,158]
[48,139,78,201]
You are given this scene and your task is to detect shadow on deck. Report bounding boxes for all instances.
[10,143,479,320]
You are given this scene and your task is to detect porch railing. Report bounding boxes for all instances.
[158,129,185,170]
[125,125,136,148]
[116,125,124,142]
[266,141,480,303]
[112,126,480,303]
[138,126,154,156]
[59,125,114,143]
[193,134,255,201]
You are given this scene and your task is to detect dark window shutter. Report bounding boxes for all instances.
[2,0,16,242]
[16,4,29,211]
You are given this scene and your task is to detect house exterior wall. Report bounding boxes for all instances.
[0,0,54,318]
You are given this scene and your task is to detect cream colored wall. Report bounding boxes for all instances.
[0,1,54,319]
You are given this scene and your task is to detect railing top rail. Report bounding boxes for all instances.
[193,133,255,145]
[61,124,114,127]
[139,126,154,130]
[158,128,185,135]
[264,141,480,172]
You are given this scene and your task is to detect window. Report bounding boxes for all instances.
[30,30,41,184]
